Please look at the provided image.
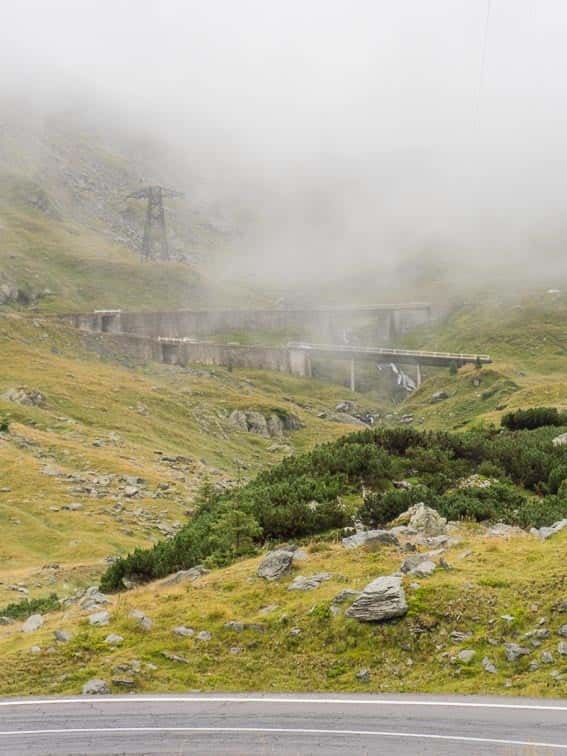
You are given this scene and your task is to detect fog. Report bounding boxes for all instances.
[2,0,567,292]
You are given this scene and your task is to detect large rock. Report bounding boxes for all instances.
[22,614,44,633]
[345,576,408,622]
[160,565,208,586]
[88,611,110,626]
[79,586,109,611]
[257,548,294,581]
[342,529,399,550]
[553,433,567,448]
[82,678,110,695]
[407,503,447,536]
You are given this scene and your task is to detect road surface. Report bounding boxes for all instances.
[1,693,567,754]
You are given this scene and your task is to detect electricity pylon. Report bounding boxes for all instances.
[126,185,184,262]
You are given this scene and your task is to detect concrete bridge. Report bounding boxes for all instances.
[287,342,492,390]
[64,303,432,344]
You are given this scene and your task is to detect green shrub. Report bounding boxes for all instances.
[501,407,567,431]
[0,593,59,620]
[0,415,9,433]
[100,424,567,591]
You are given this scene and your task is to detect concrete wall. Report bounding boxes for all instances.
[64,305,430,345]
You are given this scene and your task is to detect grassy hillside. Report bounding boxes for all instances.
[396,292,567,430]
[0,314,368,605]
[0,173,248,313]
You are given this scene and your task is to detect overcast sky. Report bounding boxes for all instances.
[2,1,567,286]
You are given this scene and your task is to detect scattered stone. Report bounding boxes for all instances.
[22,614,44,633]
[289,627,302,636]
[123,486,139,497]
[63,502,83,511]
[558,641,567,656]
[105,634,124,645]
[30,645,41,654]
[504,643,531,662]
[89,611,110,626]
[356,668,371,682]
[451,630,472,643]
[172,626,194,637]
[230,646,243,655]
[82,678,110,695]
[257,548,294,581]
[79,586,109,611]
[224,621,266,633]
[457,649,476,663]
[341,529,399,550]
[129,609,152,631]
[161,651,188,664]
[345,576,408,623]
[558,625,567,637]
[552,433,567,448]
[197,631,211,641]
[541,651,554,664]
[288,573,331,591]
[53,629,71,643]
[402,556,436,577]
[160,565,208,586]
[529,661,540,672]
[482,657,497,674]
[431,391,449,403]
[259,604,279,615]
[112,677,136,688]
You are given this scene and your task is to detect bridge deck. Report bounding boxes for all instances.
[287,342,491,368]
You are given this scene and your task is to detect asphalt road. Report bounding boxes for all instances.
[1,693,567,755]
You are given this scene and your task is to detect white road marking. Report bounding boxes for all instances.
[1,695,567,711]
[0,726,566,749]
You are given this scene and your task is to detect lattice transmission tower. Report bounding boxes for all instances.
[126,185,184,262]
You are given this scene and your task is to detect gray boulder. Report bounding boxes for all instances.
[342,529,399,550]
[457,649,476,663]
[505,643,531,662]
[552,433,567,448]
[129,609,152,631]
[105,634,124,645]
[401,554,436,576]
[482,656,497,673]
[82,678,110,695]
[89,611,110,626]
[173,626,194,637]
[345,576,408,622]
[407,503,447,536]
[559,641,567,656]
[288,572,331,591]
[22,614,44,633]
[53,629,71,643]
[257,549,294,581]
[160,565,208,586]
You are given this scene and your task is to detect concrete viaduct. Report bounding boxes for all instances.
[62,305,491,391]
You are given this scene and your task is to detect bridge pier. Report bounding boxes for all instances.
[349,359,356,392]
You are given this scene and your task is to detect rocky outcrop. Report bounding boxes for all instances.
[342,529,399,550]
[3,387,46,407]
[531,519,567,540]
[399,503,447,536]
[345,576,408,622]
[229,409,302,438]
[257,548,294,580]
